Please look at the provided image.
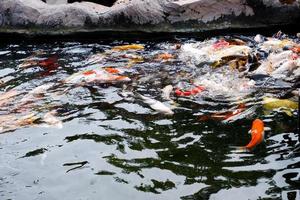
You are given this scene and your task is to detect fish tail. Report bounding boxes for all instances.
[237,146,249,152]
[229,146,249,153]
[133,92,144,100]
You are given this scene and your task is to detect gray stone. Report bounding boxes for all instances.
[0,0,299,35]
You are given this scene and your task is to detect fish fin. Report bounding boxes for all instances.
[282,109,293,116]
[133,92,146,101]
[230,146,249,153]
[170,101,179,109]
[245,133,262,149]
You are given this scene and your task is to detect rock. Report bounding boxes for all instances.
[45,0,67,5]
[0,0,299,35]
[67,1,117,7]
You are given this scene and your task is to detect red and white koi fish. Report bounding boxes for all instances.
[199,104,246,121]
[19,55,58,70]
[64,68,130,84]
[175,85,205,97]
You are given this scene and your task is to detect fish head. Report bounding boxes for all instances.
[251,119,264,134]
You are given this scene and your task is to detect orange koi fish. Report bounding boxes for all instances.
[156,53,174,60]
[105,67,120,74]
[244,119,265,150]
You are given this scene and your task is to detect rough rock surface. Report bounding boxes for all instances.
[0,0,299,35]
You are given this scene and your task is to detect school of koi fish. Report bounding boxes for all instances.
[0,32,299,199]
[0,32,299,151]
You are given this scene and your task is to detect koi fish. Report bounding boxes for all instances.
[199,104,246,121]
[84,53,105,66]
[254,50,294,75]
[212,40,229,50]
[19,55,58,70]
[175,86,205,97]
[135,93,174,115]
[272,60,298,78]
[42,111,63,129]
[18,50,45,68]
[243,119,265,150]
[222,105,257,123]
[18,60,38,68]
[254,34,265,43]
[122,54,144,67]
[161,85,173,101]
[263,97,298,110]
[105,67,120,74]
[17,113,39,126]
[156,53,174,60]
[64,69,131,84]
[38,55,58,70]
[180,41,251,66]
[291,46,300,54]
[112,44,144,51]
[263,97,298,116]
[259,38,296,52]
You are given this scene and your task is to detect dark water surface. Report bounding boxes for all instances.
[0,36,299,200]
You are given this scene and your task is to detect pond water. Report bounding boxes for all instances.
[0,33,299,200]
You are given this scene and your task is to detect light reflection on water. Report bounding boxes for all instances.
[0,37,299,200]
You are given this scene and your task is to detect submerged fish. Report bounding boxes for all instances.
[19,55,58,71]
[42,111,63,129]
[180,40,251,66]
[17,113,39,127]
[263,97,298,110]
[243,119,265,150]
[199,104,246,122]
[222,106,257,123]
[38,55,59,70]
[84,53,105,65]
[156,53,174,60]
[193,71,255,99]
[254,50,300,80]
[254,34,265,43]
[161,85,173,101]
[263,97,298,116]
[175,85,205,97]
[259,38,296,52]
[112,44,144,51]
[135,93,174,115]
[18,60,38,68]
[64,68,131,84]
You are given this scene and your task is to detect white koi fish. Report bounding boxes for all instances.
[135,93,174,115]
[161,85,173,101]
[42,111,63,129]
